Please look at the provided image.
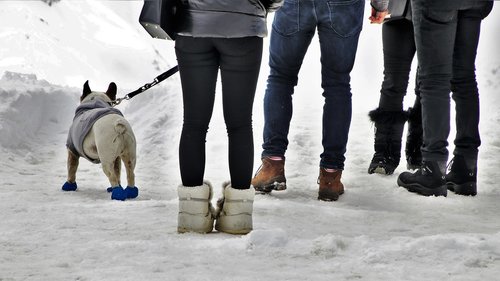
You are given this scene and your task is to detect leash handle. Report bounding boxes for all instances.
[113,65,179,106]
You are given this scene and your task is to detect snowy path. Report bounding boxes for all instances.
[1,69,500,280]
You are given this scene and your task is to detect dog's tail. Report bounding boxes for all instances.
[109,118,136,161]
[114,119,127,135]
[112,119,128,152]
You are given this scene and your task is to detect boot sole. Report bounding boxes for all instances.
[318,190,344,201]
[254,182,286,194]
[368,165,395,175]
[397,178,447,197]
[447,181,477,196]
[215,214,252,235]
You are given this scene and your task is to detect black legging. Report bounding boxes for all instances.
[379,19,419,111]
[175,36,263,188]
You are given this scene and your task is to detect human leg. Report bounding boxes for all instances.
[254,0,316,192]
[447,1,493,196]
[378,19,416,112]
[310,0,364,201]
[175,36,219,187]
[217,36,263,189]
[397,0,458,196]
[411,1,457,164]
[261,0,316,158]
[316,0,364,170]
[369,19,416,174]
[450,3,491,163]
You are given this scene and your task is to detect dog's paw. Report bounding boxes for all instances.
[62,181,77,191]
[111,186,127,201]
[125,186,139,199]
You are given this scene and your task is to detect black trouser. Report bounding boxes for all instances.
[411,0,493,163]
[175,36,263,188]
[379,19,419,112]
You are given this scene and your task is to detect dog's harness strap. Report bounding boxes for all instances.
[113,65,179,106]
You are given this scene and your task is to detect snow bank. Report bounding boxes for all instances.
[0,71,78,151]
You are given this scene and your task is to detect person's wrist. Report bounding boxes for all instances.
[370,2,388,13]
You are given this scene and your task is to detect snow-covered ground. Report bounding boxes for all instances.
[1,1,499,280]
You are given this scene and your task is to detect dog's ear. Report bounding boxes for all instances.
[81,80,91,101]
[105,82,117,101]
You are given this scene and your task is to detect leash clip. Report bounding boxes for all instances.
[112,95,130,107]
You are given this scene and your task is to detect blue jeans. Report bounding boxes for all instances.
[411,0,493,163]
[261,0,365,170]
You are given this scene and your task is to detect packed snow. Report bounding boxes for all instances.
[0,1,499,280]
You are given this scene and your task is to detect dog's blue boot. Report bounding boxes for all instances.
[62,181,77,191]
[111,185,127,201]
[125,186,139,199]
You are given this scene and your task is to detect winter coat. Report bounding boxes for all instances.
[371,0,389,12]
[66,99,123,163]
[175,0,284,38]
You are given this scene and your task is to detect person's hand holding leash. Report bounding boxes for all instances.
[369,7,389,24]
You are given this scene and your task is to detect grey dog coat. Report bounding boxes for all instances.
[66,99,123,163]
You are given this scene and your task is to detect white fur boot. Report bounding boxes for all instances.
[215,182,255,235]
[177,182,215,233]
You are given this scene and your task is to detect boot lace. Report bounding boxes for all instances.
[446,157,454,174]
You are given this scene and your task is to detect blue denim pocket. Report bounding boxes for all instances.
[327,0,364,37]
[272,0,299,36]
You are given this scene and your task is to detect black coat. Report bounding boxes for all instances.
[176,0,283,38]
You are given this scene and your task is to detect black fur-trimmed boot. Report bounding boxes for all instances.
[405,106,423,170]
[368,108,409,175]
[446,155,477,196]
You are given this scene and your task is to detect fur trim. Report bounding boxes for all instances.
[178,182,212,200]
[214,181,230,218]
[368,108,409,123]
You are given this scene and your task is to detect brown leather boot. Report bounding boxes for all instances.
[317,168,344,201]
[251,157,286,193]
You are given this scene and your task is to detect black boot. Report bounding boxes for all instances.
[397,161,447,197]
[405,106,423,170]
[368,108,408,175]
[446,155,477,196]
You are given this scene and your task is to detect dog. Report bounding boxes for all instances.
[62,81,138,200]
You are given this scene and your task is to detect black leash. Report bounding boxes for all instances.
[112,65,179,106]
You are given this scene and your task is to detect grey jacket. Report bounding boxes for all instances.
[386,0,411,21]
[66,99,122,163]
[372,0,389,12]
[176,0,284,38]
